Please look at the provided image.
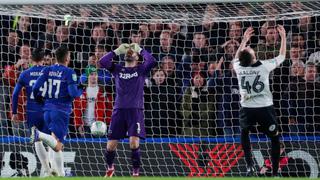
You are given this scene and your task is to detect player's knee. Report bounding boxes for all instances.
[107,140,118,151]
[54,142,63,152]
[130,143,139,149]
[129,137,139,149]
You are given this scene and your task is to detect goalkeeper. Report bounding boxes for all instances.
[99,43,157,177]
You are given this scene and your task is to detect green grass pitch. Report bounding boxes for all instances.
[0,177,319,180]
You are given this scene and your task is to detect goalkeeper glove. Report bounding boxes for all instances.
[114,43,130,55]
[130,43,143,54]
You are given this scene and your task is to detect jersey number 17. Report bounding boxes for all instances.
[29,79,61,99]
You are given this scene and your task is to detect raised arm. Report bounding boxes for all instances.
[99,51,116,71]
[262,25,287,71]
[67,70,84,98]
[277,24,287,58]
[141,50,157,72]
[131,43,157,73]
[99,43,130,71]
[234,27,255,60]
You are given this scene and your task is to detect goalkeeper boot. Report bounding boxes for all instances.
[30,126,39,144]
[132,168,139,177]
[104,165,115,178]
[246,166,256,177]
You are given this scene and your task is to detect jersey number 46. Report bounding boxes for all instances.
[241,75,265,94]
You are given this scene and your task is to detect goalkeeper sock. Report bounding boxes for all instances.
[105,150,116,169]
[241,129,253,166]
[131,148,141,169]
[35,141,50,172]
[271,135,280,176]
[38,131,58,150]
[53,150,65,176]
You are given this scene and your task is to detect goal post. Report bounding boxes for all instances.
[0,0,320,178]
[0,0,303,5]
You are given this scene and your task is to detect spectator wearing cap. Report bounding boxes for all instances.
[73,66,112,137]
[80,45,112,86]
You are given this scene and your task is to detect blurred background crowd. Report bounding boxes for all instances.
[0,2,320,138]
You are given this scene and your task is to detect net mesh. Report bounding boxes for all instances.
[0,1,320,177]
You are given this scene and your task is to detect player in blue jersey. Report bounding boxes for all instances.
[100,43,157,177]
[11,48,55,177]
[31,46,84,176]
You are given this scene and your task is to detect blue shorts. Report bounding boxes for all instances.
[26,111,50,134]
[108,108,145,140]
[44,110,70,143]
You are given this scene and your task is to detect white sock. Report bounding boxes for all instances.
[48,148,56,171]
[38,131,58,149]
[54,150,65,177]
[34,141,50,172]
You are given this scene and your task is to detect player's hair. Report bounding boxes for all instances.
[55,46,69,63]
[239,49,253,67]
[31,48,44,62]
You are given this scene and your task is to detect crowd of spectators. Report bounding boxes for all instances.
[0,3,320,138]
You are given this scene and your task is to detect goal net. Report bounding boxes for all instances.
[1,1,320,177]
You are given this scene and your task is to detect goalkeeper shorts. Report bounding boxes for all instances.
[108,108,145,140]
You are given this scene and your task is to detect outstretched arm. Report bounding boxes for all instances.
[131,43,157,73]
[234,27,255,60]
[99,51,116,71]
[278,24,287,58]
[262,25,287,71]
[141,50,157,73]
